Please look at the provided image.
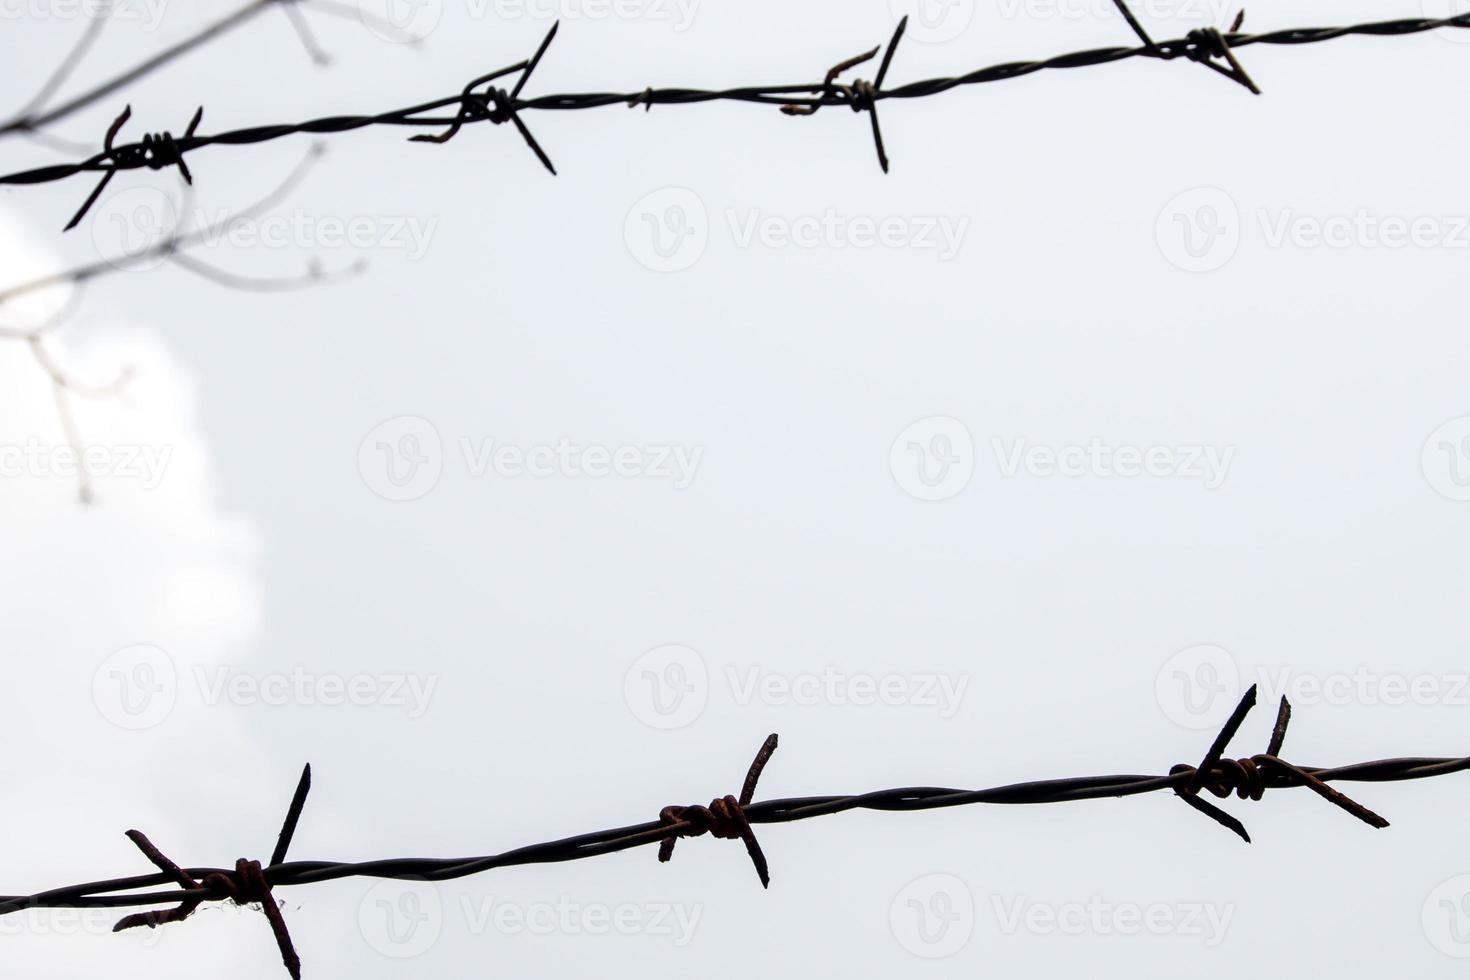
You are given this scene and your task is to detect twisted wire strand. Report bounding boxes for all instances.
[4,11,1470,228]
[1,686,1467,977]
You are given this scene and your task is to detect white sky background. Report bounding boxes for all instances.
[4,0,1470,976]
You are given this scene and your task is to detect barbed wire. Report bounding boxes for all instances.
[4,6,1470,230]
[4,685,1467,978]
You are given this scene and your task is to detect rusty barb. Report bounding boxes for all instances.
[659,733,779,887]
[3,695,1469,978]
[6,9,1470,229]
[1170,686,1388,843]
[780,17,909,172]
[1110,1,1259,95]
[113,765,312,980]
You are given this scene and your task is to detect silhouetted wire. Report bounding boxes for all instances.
[4,8,1470,229]
[1,687,1467,978]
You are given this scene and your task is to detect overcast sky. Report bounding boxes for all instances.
[4,0,1470,976]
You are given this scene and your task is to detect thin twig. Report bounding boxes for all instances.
[0,0,387,140]
[0,146,359,503]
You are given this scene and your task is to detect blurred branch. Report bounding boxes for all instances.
[0,146,360,504]
[0,0,418,142]
[8,0,116,130]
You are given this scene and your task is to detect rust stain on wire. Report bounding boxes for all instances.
[3,687,1469,976]
[6,8,1470,227]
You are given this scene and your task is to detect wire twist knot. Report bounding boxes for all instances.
[110,765,313,980]
[657,734,778,888]
[659,796,752,844]
[407,23,560,175]
[202,857,276,906]
[1171,756,1271,801]
[1183,27,1232,64]
[779,17,908,172]
[461,87,517,126]
[1109,2,1259,94]
[63,105,203,231]
[1170,688,1389,843]
[844,79,878,114]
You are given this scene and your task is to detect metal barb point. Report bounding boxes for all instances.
[1173,692,1389,843]
[658,734,780,889]
[780,17,907,173]
[64,104,206,232]
[111,765,312,980]
[408,23,559,175]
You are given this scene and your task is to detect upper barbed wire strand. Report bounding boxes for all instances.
[4,12,1470,228]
